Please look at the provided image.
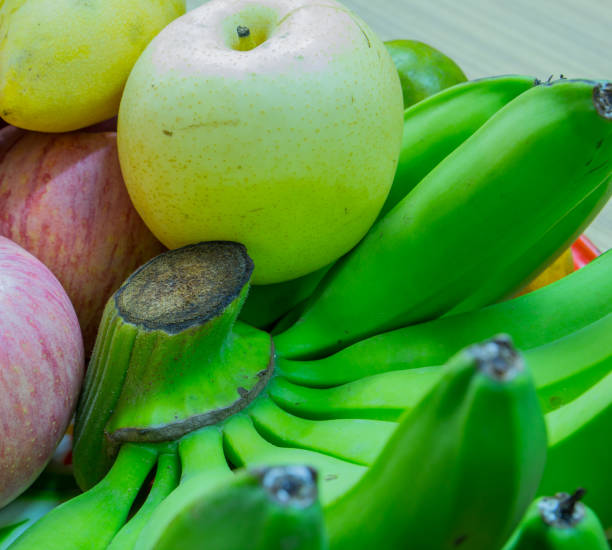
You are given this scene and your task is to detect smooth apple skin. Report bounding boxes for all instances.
[0,130,166,354]
[118,0,404,284]
[0,237,84,508]
[0,0,185,132]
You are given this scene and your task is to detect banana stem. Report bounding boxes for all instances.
[107,451,181,550]
[558,488,587,523]
[178,426,232,483]
[8,444,157,550]
[73,242,272,490]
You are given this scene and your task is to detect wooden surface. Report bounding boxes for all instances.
[342,0,612,251]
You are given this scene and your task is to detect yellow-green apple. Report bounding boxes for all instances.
[0,129,166,354]
[0,237,84,508]
[117,0,404,284]
[0,0,185,132]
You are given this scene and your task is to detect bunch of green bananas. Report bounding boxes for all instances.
[6,72,612,550]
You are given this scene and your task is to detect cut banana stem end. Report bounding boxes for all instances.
[73,241,273,490]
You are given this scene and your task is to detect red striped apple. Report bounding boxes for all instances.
[118,0,404,284]
[0,129,166,354]
[0,237,84,508]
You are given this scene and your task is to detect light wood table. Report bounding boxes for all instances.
[342,0,612,251]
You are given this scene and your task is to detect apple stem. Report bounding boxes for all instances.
[236,25,258,51]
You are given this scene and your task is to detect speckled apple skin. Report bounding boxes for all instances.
[118,0,404,284]
[0,237,84,508]
[0,130,166,353]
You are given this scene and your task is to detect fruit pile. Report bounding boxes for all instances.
[1,0,611,549]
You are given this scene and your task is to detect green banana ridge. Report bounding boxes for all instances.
[538,370,612,531]
[325,336,548,550]
[502,489,609,549]
[448,172,612,315]
[135,465,329,550]
[379,73,536,218]
[274,79,612,359]
[276,248,612,388]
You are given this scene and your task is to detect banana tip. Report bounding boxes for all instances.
[538,489,586,528]
[594,82,612,120]
[258,465,319,509]
[470,335,524,381]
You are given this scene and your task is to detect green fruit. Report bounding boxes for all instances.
[244,74,536,329]
[239,264,332,330]
[107,452,180,550]
[135,465,329,550]
[539,370,612,530]
[326,336,547,550]
[274,79,612,360]
[223,414,366,508]
[8,444,158,550]
[379,74,535,219]
[502,490,609,549]
[384,39,467,109]
[269,311,612,425]
[276,248,612,388]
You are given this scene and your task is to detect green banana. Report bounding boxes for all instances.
[448,172,612,315]
[502,489,609,549]
[525,311,612,413]
[326,335,547,550]
[379,74,536,218]
[248,397,397,465]
[239,75,535,331]
[275,79,612,359]
[222,414,367,508]
[8,444,158,550]
[239,265,332,331]
[132,427,234,549]
[277,247,612,387]
[135,465,328,550]
[107,452,180,550]
[268,368,440,421]
[538,370,612,531]
[270,311,612,424]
